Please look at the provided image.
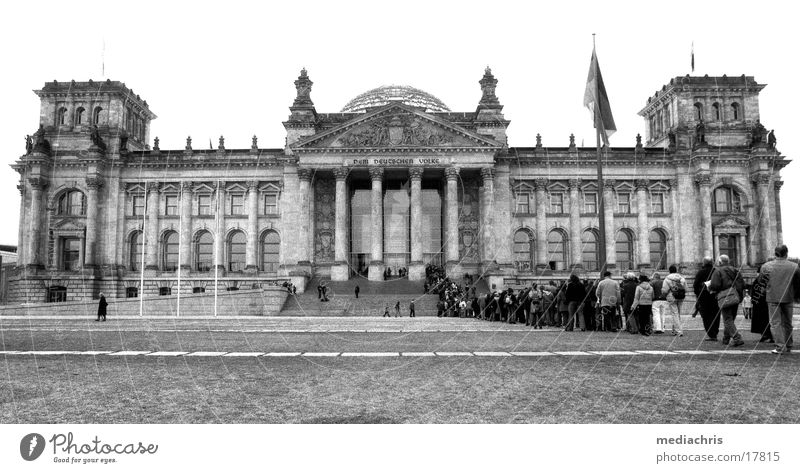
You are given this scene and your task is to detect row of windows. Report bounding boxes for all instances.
[514,190,667,215]
[57,106,103,127]
[695,101,741,122]
[512,228,669,272]
[128,230,280,273]
[129,193,279,217]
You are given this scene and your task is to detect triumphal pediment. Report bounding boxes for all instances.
[293,104,502,152]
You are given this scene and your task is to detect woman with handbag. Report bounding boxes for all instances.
[709,254,745,346]
[630,274,654,336]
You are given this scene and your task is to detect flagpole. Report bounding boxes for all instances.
[593,34,608,274]
[140,180,147,317]
[176,181,182,317]
[214,179,219,318]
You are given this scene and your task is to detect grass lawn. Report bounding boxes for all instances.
[1,353,798,424]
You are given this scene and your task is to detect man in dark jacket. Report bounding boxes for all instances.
[620,273,637,325]
[96,293,108,322]
[709,255,745,346]
[694,256,721,341]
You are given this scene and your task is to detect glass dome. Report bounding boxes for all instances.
[341,85,450,113]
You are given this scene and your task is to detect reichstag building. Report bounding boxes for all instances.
[7,68,786,302]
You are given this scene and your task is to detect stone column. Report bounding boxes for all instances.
[408,167,425,280]
[696,173,714,259]
[213,182,226,271]
[480,168,495,266]
[368,167,384,281]
[534,178,548,269]
[179,181,193,271]
[669,179,682,266]
[713,233,720,261]
[753,173,774,261]
[603,182,616,267]
[297,169,312,264]
[331,167,350,281]
[445,167,460,267]
[568,179,582,269]
[26,178,47,267]
[84,177,103,267]
[635,179,650,269]
[246,180,259,271]
[145,182,160,270]
[774,180,783,245]
[16,183,25,266]
[738,233,747,265]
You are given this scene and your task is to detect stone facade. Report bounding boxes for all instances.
[6,71,787,304]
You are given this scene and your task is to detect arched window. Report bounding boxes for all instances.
[615,229,634,271]
[129,231,143,271]
[649,230,667,270]
[162,231,179,271]
[513,229,533,271]
[227,230,246,271]
[195,231,213,272]
[260,231,280,274]
[712,102,721,121]
[581,229,600,271]
[694,103,703,121]
[712,186,742,213]
[57,107,68,126]
[75,107,85,125]
[93,106,103,125]
[730,102,740,120]
[57,190,86,216]
[547,229,567,271]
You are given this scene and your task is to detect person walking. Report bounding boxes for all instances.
[394,300,401,317]
[437,299,444,318]
[557,282,569,328]
[709,254,745,347]
[620,272,637,330]
[662,265,687,336]
[742,290,752,319]
[631,274,654,336]
[759,244,800,354]
[354,285,360,299]
[749,267,774,344]
[409,299,416,318]
[694,256,721,341]
[595,271,621,332]
[383,304,391,318]
[650,273,667,334]
[96,293,108,322]
[565,275,587,331]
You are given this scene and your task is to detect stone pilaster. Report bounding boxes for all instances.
[144,182,160,271]
[331,167,350,281]
[368,167,384,281]
[84,177,103,267]
[297,168,312,265]
[179,181,193,271]
[245,180,259,271]
[568,179,582,269]
[696,173,714,259]
[603,181,616,267]
[16,183,25,266]
[738,233,747,265]
[445,167,460,266]
[774,180,783,245]
[480,168,495,266]
[213,181,226,272]
[534,178,548,269]
[26,177,47,267]
[669,179,682,266]
[635,179,650,269]
[492,164,513,268]
[408,167,425,281]
[752,173,773,261]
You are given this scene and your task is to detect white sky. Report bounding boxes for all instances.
[1,0,797,256]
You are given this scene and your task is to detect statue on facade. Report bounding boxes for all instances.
[751,120,767,146]
[119,129,129,152]
[767,129,777,149]
[667,131,676,149]
[695,120,706,146]
[32,124,51,154]
[89,124,106,151]
[25,134,32,154]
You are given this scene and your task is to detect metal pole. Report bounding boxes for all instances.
[594,36,608,274]
[139,181,147,317]
[176,181,182,317]
[214,179,219,317]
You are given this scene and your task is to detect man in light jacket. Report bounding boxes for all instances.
[759,244,800,354]
[595,271,621,332]
[663,265,687,336]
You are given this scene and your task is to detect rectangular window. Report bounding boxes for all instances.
[132,195,145,216]
[617,192,631,214]
[62,238,81,271]
[549,193,564,214]
[515,193,530,214]
[230,193,244,215]
[263,194,278,214]
[165,195,178,216]
[583,192,597,213]
[651,192,665,213]
[198,194,212,215]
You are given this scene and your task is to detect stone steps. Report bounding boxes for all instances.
[280,294,440,317]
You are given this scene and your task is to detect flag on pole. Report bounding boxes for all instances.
[583,47,616,146]
[691,41,695,73]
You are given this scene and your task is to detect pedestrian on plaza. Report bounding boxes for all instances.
[663,265,687,336]
[742,289,752,319]
[631,274,654,336]
[694,256,721,341]
[471,296,480,318]
[709,254,745,347]
[595,271,621,332]
[758,244,800,354]
[650,272,667,334]
[409,299,416,318]
[437,299,444,318]
[565,275,586,331]
[317,283,323,301]
[527,286,542,327]
[355,284,360,299]
[395,300,401,317]
[583,279,597,331]
[383,304,391,318]
[621,272,637,329]
[749,266,774,344]
[459,298,467,318]
[96,293,108,322]
[557,282,570,328]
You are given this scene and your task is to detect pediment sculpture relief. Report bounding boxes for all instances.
[333,114,457,148]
